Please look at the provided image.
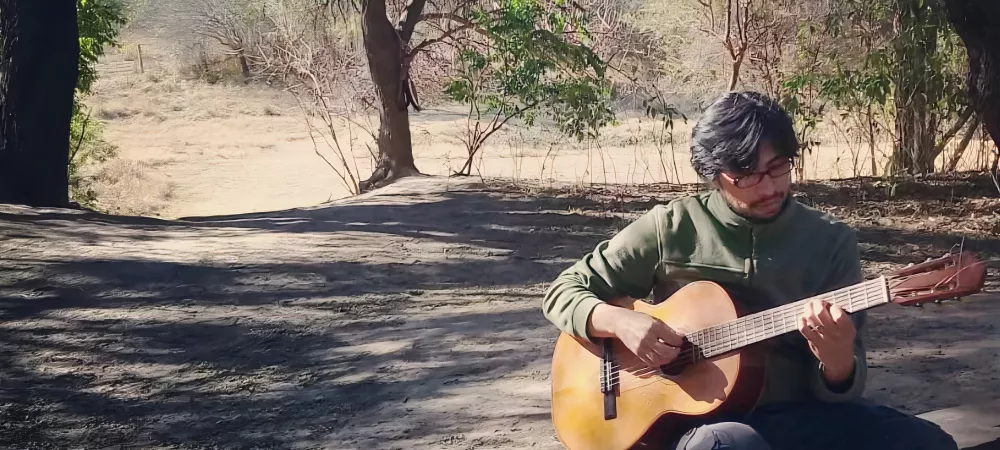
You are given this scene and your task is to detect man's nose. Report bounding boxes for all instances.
[756,173,779,196]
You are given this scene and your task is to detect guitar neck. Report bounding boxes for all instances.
[689,277,890,360]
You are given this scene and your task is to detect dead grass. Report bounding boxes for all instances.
[80,0,997,220]
[96,106,140,121]
[81,71,1000,219]
[88,159,175,216]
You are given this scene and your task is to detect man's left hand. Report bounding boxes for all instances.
[799,299,856,385]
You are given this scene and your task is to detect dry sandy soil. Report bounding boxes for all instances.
[3,174,1000,449]
[84,60,1000,222]
[79,0,998,220]
[1,1,999,449]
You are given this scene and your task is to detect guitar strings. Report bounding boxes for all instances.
[605,257,989,392]
[607,282,883,385]
[605,282,887,391]
[609,290,884,391]
[609,284,883,392]
[606,280,882,375]
[886,257,995,292]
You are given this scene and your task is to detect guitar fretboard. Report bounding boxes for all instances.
[687,277,889,360]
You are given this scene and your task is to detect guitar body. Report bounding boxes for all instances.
[550,281,767,450]
[550,251,988,450]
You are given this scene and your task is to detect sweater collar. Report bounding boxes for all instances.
[706,189,799,233]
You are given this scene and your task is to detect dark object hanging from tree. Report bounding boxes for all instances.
[0,0,80,207]
[398,44,422,113]
[943,0,1000,169]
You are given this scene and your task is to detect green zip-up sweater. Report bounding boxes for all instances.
[542,189,867,405]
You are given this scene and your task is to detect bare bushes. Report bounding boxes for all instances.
[192,0,380,194]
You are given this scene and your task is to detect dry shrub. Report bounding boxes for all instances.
[89,159,175,217]
[96,106,139,121]
[180,2,378,195]
[179,40,249,85]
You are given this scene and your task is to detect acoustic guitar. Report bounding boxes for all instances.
[550,251,988,450]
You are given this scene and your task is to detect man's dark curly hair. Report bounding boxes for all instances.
[689,91,799,181]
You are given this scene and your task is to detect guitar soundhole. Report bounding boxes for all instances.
[659,361,687,377]
[658,339,701,377]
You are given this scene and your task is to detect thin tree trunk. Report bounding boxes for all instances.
[890,0,939,175]
[358,0,427,193]
[237,50,250,80]
[946,116,982,171]
[0,0,79,207]
[728,52,744,91]
[944,0,1000,162]
[932,106,974,161]
[868,105,878,177]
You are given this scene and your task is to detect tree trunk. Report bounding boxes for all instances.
[0,0,79,207]
[932,106,974,161]
[238,52,250,80]
[728,52,744,91]
[358,0,427,194]
[890,0,939,176]
[945,115,981,171]
[868,105,878,177]
[943,0,1000,160]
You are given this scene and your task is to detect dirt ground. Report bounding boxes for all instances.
[2,174,1000,449]
[2,2,997,448]
[83,61,999,222]
[80,0,998,220]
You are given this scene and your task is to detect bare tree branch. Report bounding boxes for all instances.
[420,11,477,26]
[724,0,735,57]
[410,20,490,55]
[935,106,975,159]
[396,0,429,43]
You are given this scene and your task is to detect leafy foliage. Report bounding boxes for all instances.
[77,0,127,94]
[779,72,825,154]
[71,0,127,207]
[778,0,969,175]
[444,0,614,172]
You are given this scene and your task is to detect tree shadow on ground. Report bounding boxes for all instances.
[0,178,577,448]
[0,257,562,321]
[6,174,999,267]
[0,183,621,265]
[2,175,1000,448]
[0,300,548,448]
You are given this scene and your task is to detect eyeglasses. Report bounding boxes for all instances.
[721,158,794,189]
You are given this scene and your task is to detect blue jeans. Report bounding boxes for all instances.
[670,400,958,450]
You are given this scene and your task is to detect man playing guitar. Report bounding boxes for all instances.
[542,91,958,450]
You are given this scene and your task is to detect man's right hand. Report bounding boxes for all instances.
[588,303,685,368]
[614,309,684,368]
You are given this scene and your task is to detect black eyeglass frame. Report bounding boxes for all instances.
[720,157,795,189]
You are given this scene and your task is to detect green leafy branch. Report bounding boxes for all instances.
[71,0,127,207]
[444,0,614,176]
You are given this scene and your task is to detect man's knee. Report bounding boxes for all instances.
[673,422,772,450]
[858,402,959,450]
[899,417,958,450]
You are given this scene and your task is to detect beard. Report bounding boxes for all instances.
[749,192,787,209]
[746,192,788,218]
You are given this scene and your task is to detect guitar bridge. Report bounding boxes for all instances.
[600,338,617,420]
